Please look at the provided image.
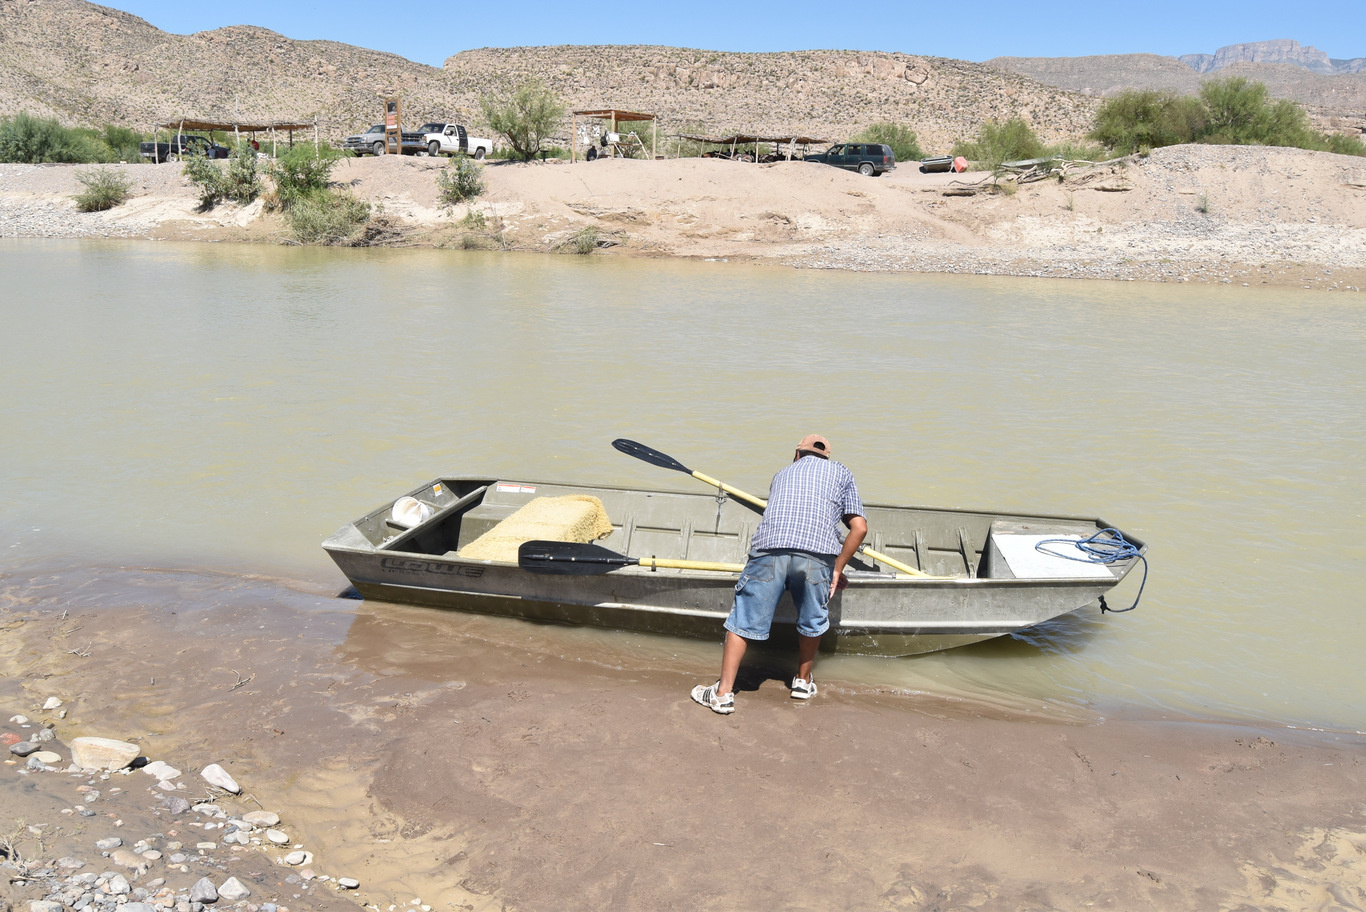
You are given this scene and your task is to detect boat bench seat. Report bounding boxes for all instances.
[454,482,599,552]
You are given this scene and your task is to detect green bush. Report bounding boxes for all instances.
[269,144,345,207]
[850,123,924,163]
[952,118,1045,168]
[0,113,100,163]
[1322,133,1366,156]
[91,125,146,163]
[1199,77,1314,147]
[436,155,484,206]
[480,80,566,161]
[182,152,226,208]
[222,145,262,203]
[285,188,371,245]
[71,167,134,211]
[1089,78,1360,156]
[556,226,600,254]
[1090,90,1206,155]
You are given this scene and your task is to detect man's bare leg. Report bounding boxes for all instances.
[718,630,748,696]
[796,633,820,683]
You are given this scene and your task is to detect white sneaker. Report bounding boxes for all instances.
[790,676,817,700]
[691,681,735,714]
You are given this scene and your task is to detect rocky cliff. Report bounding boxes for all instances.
[1180,40,1366,76]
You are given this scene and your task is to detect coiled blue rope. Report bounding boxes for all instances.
[1034,528,1147,613]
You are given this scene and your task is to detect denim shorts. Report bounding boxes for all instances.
[724,549,835,640]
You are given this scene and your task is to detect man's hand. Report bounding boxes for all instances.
[830,571,849,598]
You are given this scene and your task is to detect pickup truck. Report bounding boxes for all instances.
[341,124,426,156]
[139,135,231,164]
[417,123,493,159]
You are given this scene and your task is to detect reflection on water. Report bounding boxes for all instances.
[2,238,1363,731]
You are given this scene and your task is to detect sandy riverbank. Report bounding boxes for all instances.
[2,567,1364,912]
[2,144,1364,290]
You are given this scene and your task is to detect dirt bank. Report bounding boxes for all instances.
[2,144,1364,290]
[2,568,1364,912]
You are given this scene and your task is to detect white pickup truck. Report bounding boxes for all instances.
[418,123,494,159]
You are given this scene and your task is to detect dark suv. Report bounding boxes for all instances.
[804,142,896,176]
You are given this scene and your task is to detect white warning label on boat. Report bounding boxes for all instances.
[496,483,537,494]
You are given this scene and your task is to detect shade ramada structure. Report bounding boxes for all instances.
[150,118,318,156]
[571,109,656,162]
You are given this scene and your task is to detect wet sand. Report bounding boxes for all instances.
[2,565,1363,911]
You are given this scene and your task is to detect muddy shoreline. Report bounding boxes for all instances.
[3,565,1363,911]
[2,143,1364,291]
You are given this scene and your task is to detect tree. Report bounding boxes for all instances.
[1089,90,1204,155]
[851,123,924,163]
[1199,77,1313,147]
[480,80,565,161]
[952,118,1045,168]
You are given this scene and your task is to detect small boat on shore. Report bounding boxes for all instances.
[323,465,1147,655]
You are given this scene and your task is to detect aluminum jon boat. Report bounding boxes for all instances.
[323,472,1148,656]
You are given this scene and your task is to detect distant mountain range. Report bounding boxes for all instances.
[1178,40,1365,76]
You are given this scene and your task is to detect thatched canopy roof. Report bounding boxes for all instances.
[153,119,314,133]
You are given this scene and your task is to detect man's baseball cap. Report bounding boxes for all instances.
[796,434,832,457]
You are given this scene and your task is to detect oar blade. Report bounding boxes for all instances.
[611,438,692,474]
[518,540,635,575]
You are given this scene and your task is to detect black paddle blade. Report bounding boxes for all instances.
[611,438,691,474]
[518,540,637,575]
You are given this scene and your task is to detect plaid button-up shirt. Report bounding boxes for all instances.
[749,455,864,556]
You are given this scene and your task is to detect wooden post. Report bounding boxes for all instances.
[384,97,401,155]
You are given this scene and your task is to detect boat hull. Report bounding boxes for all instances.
[323,476,1144,656]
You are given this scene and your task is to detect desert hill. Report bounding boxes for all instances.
[0,0,1101,150]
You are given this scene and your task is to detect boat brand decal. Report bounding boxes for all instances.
[496,483,536,494]
[380,557,487,578]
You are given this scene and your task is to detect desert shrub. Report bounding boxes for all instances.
[0,113,101,163]
[222,145,262,203]
[1090,90,1206,155]
[953,118,1045,168]
[556,226,600,254]
[1198,77,1314,147]
[1322,133,1366,156]
[285,188,371,245]
[436,155,484,206]
[90,124,146,163]
[1047,140,1110,162]
[182,152,226,208]
[269,144,345,207]
[480,80,566,161]
[850,122,924,163]
[71,167,133,211]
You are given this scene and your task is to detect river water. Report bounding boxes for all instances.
[2,238,1362,732]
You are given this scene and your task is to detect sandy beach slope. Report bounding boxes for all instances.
[2,144,1364,289]
[2,568,1363,911]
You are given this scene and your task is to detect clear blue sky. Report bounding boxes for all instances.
[103,0,1362,69]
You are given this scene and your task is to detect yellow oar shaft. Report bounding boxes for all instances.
[858,546,927,577]
[690,470,768,510]
[691,470,930,577]
[637,557,744,573]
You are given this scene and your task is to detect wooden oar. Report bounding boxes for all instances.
[611,438,931,578]
[611,438,767,510]
[519,540,743,576]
